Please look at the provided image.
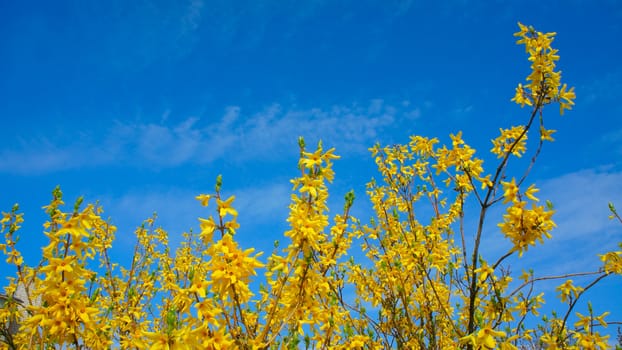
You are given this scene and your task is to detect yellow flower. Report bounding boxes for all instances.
[142,331,171,350]
[188,277,210,298]
[475,263,494,284]
[558,84,575,115]
[195,194,212,207]
[216,196,238,218]
[476,327,506,349]
[58,218,89,238]
[524,184,539,201]
[301,148,323,169]
[556,279,583,303]
[501,178,519,204]
[198,216,216,242]
[511,83,533,107]
[44,256,75,274]
[540,126,556,141]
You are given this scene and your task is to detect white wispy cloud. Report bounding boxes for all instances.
[0,137,116,174]
[477,168,622,277]
[540,168,622,239]
[432,167,622,329]
[0,100,422,174]
[112,117,204,167]
[181,0,204,34]
[234,182,291,227]
[524,168,622,274]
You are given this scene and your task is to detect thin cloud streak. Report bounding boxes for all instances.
[479,168,622,277]
[0,100,422,175]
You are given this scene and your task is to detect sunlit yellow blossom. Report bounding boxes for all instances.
[540,126,556,141]
[475,263,494,284]
[195,194,212,207]
[461,327,506,349]
[216,195,238,218]
[187,277,210,298]
[501,178,519,203]
[511,83,533,107]
[558,84,576,115]
[556,279,583,303]
[57,218,89,238]
[44,256,76,274]
[301,148,324,169]
[524,184,539,201]
[198,216,216,242]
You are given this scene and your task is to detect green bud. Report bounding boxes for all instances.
[52,185,63,200]
[587,301,593,314]
[74,196,84,214]
[344,190,355,211]
[215,174,222,192]
[90,288,100,303]
[546,200,554,210]
[609,202,617,213]
[166,308,177,331]
[298,136,305,150]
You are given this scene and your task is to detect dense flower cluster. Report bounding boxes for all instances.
[1,23,620,350]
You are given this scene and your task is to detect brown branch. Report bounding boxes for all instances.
[508,270,602,298]
[561,273,610,333]
[467,89,546,338]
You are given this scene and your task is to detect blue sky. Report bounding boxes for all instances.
[1,0,622,340]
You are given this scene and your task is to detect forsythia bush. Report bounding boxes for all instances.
[1,23,621,350]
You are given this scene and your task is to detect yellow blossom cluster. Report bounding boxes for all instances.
[498,179,555,257]
[512,22,575,115]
